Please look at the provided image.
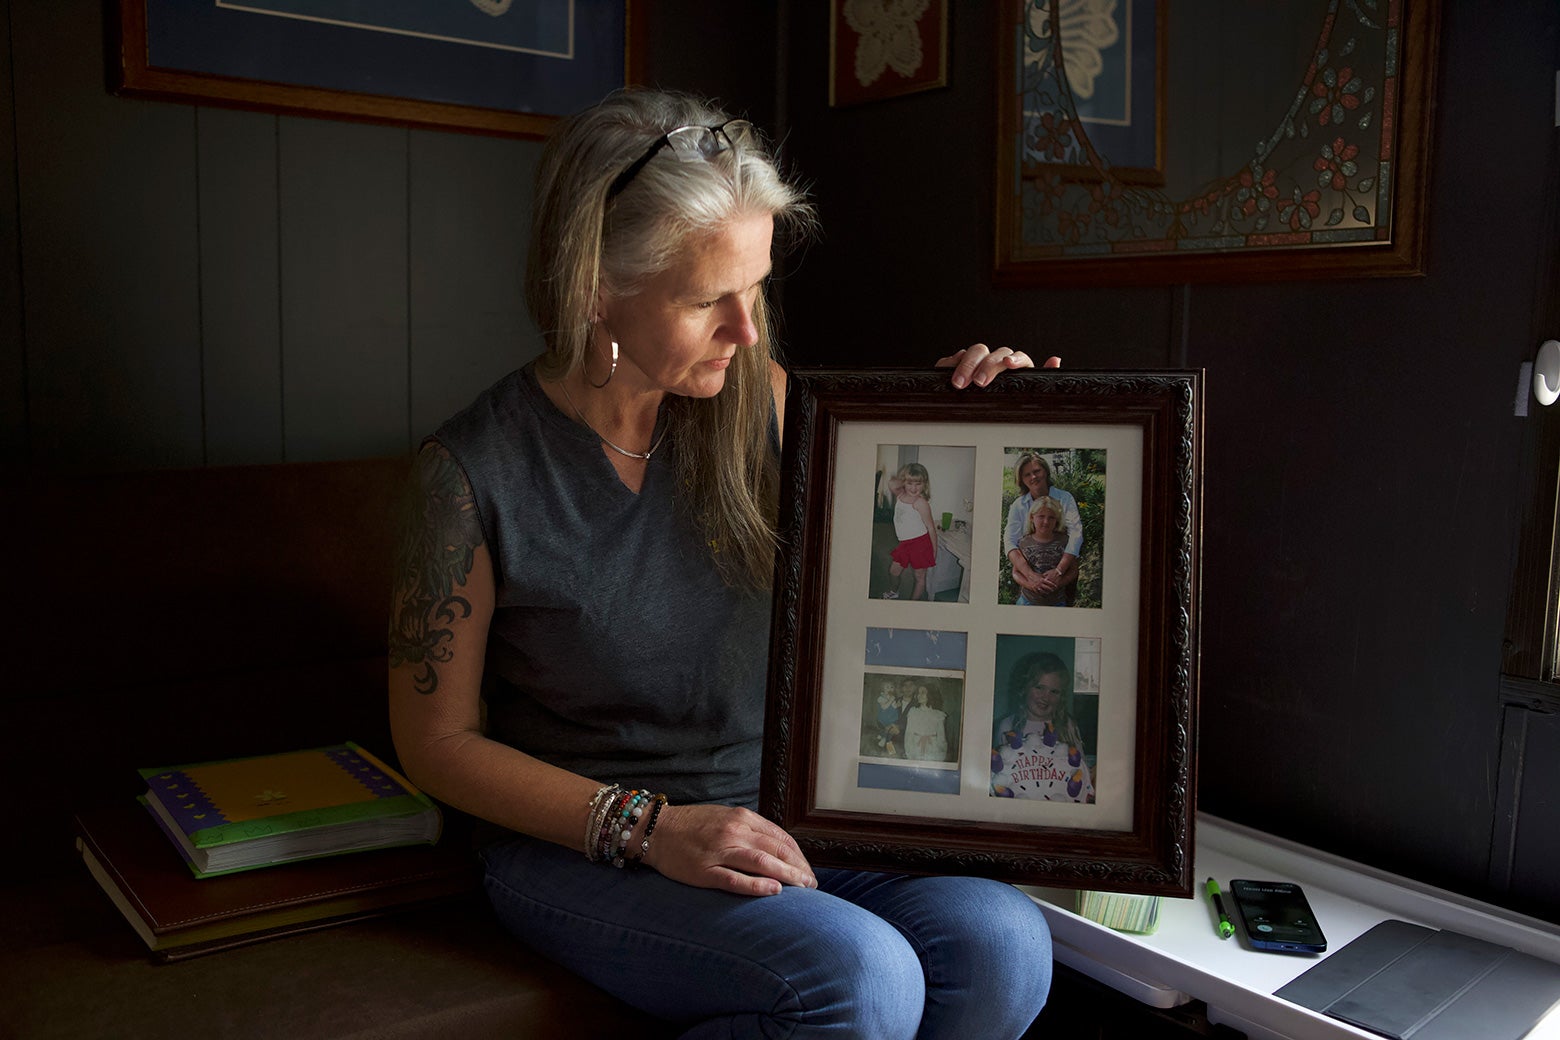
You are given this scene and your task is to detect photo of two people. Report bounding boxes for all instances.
[861,674,957,762]
[855,628,966,797]
[997,448,1108,609]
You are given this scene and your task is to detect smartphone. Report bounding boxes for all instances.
[1228,879,1327,953]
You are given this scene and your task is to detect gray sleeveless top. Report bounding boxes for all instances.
[432,363,771,808]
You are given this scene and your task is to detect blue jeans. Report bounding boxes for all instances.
[481,836,1052,1039]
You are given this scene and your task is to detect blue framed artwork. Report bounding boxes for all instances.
[113,0,640,138]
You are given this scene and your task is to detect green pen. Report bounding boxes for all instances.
[1204,877,1234,939]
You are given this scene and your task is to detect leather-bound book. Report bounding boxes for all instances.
[73,799,479,961]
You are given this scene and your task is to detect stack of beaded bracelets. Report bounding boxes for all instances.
[584,783,669,868]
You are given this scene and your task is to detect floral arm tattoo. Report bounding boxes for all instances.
[389,442,485,695]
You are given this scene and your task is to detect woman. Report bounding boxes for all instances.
[1016,496,1075,606]
[388,89,1056,1039]
[990,652,1095,803]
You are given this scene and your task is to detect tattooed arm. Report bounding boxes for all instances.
[387,440,601,851]
[389,441,815,894]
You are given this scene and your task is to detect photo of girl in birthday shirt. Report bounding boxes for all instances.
[989,649,1095,803]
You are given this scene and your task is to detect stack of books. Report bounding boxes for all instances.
[1076,889,1162,935]
[138,742,442,877]
[75,742,476,960]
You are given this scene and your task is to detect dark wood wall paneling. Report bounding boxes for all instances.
[778,5,1178,367]
[1493,691,1560,919]
[12,1,202,472]
[1,0,543,474]
[407,131,535,442]
[277,118,410,461]
[3,0,1557,923]
[635,4,782,136]
[0,0,22,460]
[1179,3,1556,912]
[1507,710,1560,912]
[197,107,283,464]
[779,1,1560,920]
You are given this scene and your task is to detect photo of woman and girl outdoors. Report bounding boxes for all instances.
[999,448,1107,609]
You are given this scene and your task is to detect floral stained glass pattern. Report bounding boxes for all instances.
[1006,0,1428,277]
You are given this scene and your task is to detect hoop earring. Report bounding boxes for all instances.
[588,338,618,389]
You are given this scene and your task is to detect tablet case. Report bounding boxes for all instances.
[1275,919,1560,1040]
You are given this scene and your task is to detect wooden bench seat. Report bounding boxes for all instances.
[0,457,664,1039]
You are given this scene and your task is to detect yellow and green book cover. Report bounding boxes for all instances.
[140,742,441,878]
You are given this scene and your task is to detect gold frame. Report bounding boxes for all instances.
[111,1,644,139]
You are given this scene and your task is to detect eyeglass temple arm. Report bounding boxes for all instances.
[606,138,671,200]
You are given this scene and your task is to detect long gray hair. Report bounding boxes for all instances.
[527,89,815,587]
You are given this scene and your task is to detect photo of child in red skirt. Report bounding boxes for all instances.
[883,462,940,601]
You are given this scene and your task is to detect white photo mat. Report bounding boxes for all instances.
[812,419,1143,833]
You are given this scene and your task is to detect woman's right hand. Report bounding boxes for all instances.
[643,803,817,896]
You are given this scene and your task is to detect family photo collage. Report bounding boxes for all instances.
[811,420,1145,834]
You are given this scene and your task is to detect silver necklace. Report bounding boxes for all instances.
[558,378,668,461]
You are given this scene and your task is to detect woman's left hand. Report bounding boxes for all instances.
[937,344,1061,389]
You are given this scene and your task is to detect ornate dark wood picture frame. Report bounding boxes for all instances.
[761,369,1203,895]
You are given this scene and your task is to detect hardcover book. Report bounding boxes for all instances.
[74,800,479,961]
[139,742,441,876]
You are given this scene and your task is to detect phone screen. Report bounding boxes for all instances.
[1228,879,1327,953]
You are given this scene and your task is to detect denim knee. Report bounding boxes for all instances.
[780,900,926,1039]
[917,878,1053,1037]
[480,839,929,1039]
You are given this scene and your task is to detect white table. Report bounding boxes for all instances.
[1021,813,1560,1039]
